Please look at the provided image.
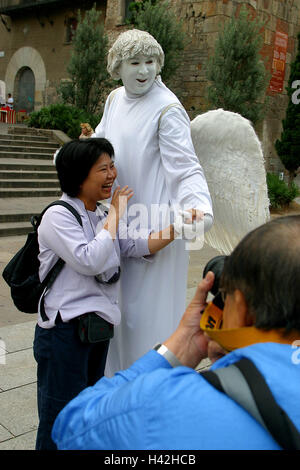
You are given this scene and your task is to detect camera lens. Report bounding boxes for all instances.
[203,255,227,296]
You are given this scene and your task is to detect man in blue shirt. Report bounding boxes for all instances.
[52,215,300,450]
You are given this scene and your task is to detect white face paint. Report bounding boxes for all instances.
[118,54,157,96]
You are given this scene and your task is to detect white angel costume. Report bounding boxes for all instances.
[94,29,269,376]
[94,77,213,375]
[191,109,270,255]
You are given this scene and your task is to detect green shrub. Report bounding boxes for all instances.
[127,0,186,84]
[267,173,300,209]
[275,33,300,186]
[26,103,101,139]
[206,5,268,124]
[57,6,113,114]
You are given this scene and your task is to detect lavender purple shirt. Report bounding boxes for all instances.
[37,194,151,328]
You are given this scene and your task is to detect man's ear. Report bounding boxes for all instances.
[233,290,254,327]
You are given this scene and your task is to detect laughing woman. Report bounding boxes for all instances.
[34,138,176,450]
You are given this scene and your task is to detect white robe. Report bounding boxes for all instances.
[94,78,212,375]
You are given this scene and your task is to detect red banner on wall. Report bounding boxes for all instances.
[268,30,288,94]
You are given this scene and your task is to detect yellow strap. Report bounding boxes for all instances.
[158,103,183,129]
[200,301,299,352]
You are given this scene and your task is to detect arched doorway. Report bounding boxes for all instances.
[5,47,46,112]
[15,67,35,113]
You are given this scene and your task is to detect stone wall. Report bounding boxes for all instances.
[166,0,300,172]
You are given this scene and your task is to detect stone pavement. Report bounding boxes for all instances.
[0,121,298,450]
[0,229,220,450]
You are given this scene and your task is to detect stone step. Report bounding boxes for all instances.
[0,221,32,237]
[0,126,66,234]
[0,179,60,188]
[0,158,54,171]
[0,195,61,233]
[0,170,58,179]
[0,151,53,160]
[0,145,58,154]
[8,127,60,139]
[0,195,62,233]
[0,212,38,223]
[0,134,59,145]
[0,196,60,216]
[0,137,58,146]
[0,133,54,143]
[0,188,62,198]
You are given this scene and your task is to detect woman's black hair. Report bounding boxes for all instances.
[55,138,114,197]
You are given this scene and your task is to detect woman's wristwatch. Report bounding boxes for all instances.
[153,343,182,368]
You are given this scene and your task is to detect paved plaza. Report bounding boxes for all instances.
[0,231,220,450]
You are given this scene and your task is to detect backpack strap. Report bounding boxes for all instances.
[32,200,83,230]
[201,358,300,450]
[37,201,82,322]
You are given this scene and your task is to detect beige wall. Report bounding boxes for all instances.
[0,3,106,110]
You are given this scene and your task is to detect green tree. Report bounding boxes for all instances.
[57,4,113,114]
[206,5,268,124]
[128,0,186,83]
[275,33,300,187]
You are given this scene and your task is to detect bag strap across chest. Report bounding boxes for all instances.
[38,201,82,322]
[201,358,300,450]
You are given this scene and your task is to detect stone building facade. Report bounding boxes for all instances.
[167,0,300,172]
[0,0,299,171]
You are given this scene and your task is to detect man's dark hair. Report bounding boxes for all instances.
[55,138,114,197]
[221,215,300,332]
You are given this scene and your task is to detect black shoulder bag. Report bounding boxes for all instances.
[2,201,82,321]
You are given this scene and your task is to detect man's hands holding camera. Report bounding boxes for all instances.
[163,271,226,368]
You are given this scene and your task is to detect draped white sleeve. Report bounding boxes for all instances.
[159,106,213,215]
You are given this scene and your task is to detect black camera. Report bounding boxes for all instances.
[203,255,227,310]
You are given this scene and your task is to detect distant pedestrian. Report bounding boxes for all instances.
[6,93,13,110]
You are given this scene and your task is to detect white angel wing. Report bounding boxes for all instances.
[191,109,270,255]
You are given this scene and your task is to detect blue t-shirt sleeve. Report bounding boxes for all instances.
[52,350,173,449]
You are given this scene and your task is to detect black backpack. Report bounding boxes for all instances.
[2,201,82,321]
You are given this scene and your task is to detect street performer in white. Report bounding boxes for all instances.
[93,29,213,375]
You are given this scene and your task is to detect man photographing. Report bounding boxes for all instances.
[52,215,300,450]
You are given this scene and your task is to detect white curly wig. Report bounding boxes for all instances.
[107,29,164,80]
